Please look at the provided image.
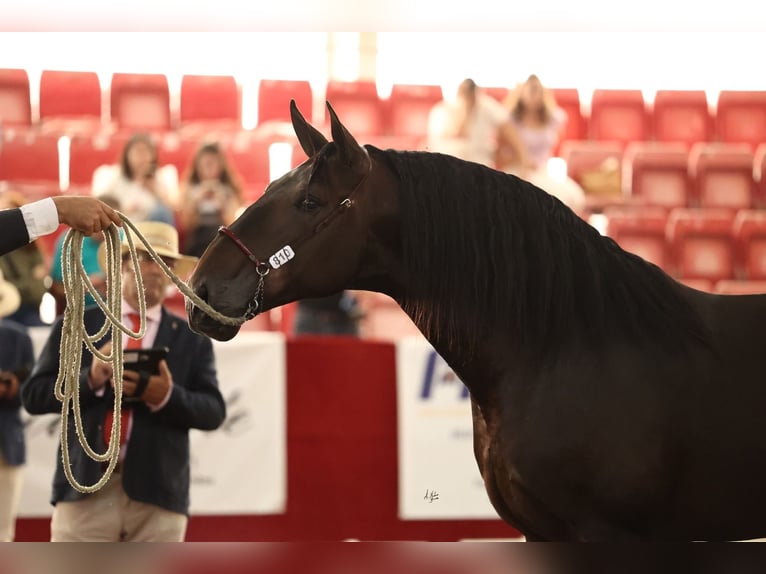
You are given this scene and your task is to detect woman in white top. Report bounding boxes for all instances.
[92,133,177,225]
[497,75,586,215]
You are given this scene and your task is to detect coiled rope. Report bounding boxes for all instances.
[57,213,247,493]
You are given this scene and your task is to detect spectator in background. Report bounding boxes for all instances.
[179,142,244,258]
[496,74,586,214]
[48,194,122,317]
[426,78,531,170]
[92,133,177,226]
[293,291,363,337]
[0,192,50,326]
[0,269,34,542]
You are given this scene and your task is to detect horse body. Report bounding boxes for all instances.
[409,288,766,541]
[187,100,766,541]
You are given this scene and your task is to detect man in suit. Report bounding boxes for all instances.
[0,269,34,542]
[22,221,226,542]
[0,195,122,257]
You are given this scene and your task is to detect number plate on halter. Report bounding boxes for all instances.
[269,246,295,269]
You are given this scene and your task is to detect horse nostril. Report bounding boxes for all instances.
[195,283,209,305]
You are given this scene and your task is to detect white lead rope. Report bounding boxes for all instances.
[57,213,249,493]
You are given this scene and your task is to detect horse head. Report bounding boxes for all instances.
[187,100,398,341]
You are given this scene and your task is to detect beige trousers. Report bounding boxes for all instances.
[50,472,187,542]
[0,451,24,542]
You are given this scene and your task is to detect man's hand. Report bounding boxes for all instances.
[52,196,123,235]
[89,341,113,391]
[122,360,173,407]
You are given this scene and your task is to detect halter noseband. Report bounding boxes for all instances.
[216,153,371,319]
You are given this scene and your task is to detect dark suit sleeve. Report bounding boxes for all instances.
[153,333,226,431]
[21,315,103,415]
[0,208,31,257]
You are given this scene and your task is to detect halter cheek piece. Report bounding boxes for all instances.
[217,151,371,320]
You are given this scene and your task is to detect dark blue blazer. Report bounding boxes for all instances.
[0,208,31,257]
[21,305,226,515]
[0,318,34,466]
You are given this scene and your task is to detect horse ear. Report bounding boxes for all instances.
[327,100,368,168]
[290,99,328,158]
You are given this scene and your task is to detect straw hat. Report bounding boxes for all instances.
[98,221,199,278]
[0,268,21,318]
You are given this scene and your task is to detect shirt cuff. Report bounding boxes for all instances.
[19,197,60,242]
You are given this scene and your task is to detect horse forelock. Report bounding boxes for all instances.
[375,149,709,363]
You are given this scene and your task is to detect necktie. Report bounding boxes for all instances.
[102,313,143,452]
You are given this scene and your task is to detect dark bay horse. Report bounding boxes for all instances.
[187,100,766,541]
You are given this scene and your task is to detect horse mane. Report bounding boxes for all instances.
[370,147,710,363]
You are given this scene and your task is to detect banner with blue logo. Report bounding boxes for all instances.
[395,336,498,520]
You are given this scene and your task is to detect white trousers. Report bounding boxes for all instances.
[50,472,187,542]
[0,451,24,542]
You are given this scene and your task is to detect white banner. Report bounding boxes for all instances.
[19,328,286,517]
[396,336,498,520]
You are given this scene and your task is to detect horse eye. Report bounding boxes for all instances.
[297,196,322,212]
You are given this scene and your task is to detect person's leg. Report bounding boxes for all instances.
[123,493,187,542]
[50,474,123,542]
[0,454,24,542]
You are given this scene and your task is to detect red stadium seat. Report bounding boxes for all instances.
[156,132,200,182]
[324,80,385,136]
[755,143,766,207]
[180,74,241,130]
[666,207,736,282]
[603,205,670,270]
[551,88,586,149]
[68,132,129,187]
[623,142,691,209]
[688,142,756,210]
[0,131,60,189]
[559,140,624,193]
[38,70,102,134]
[652,90,713,148]
[714,279,766,295]
[732,209,766,280]
[386,83,443,138]
[483,86,507,103]
[0,68,32,127]
[257,79,313,126]
[589,89,650,148]
[220,133,273,202]
[110,73,172,132]
[715,90,766,150]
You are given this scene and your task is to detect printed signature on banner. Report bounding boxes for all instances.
[219,388,252,435]
[424,489,440,503]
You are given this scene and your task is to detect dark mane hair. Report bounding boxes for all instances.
[370,147,710,363]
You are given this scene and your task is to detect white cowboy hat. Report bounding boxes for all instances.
[0,268,21,318]
[98,221,199,278]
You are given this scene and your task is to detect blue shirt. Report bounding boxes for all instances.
[50,234,103,306]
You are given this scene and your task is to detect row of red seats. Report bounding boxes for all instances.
[602,206,766,283]
[564,140,766,210]
[2,69,765,151]
[0,68,314,135]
